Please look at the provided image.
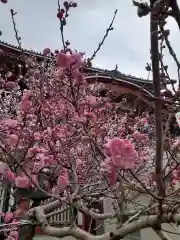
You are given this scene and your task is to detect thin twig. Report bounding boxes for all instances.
[10,9,22,48]
[160,25,180,89]
[57,0,66,50]
[89,9,118,61]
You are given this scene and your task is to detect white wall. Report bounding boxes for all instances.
[103,194,180,240]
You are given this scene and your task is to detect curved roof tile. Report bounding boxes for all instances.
[0,40,153,85]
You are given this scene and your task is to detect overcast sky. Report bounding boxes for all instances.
[0,0,180,79]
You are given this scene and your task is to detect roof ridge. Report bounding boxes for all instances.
[0,40,43,56]
[0,40,152,83]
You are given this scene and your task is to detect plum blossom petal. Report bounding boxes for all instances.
[4,119,18,128]
[6,171,16,182]
[57,171,69,187]
[20,99,30,112]
[7,134,18,147]
[34,132,41,141]
[105,138,137,169]
[5,81,16,90]
[0,162,8,174]
[4,212,13,223]
[15,176,30,188]
[43,48,51,56]
[86,95,97,105]
[56,52,71,68]
[7,231,19,240]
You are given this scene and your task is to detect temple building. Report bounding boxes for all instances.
[0,40,173,114]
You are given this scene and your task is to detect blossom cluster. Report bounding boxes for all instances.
[1,2,180,239]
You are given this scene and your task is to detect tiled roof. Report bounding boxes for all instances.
[0,40,46,58]
[85,67,153,85]
[0,40,153,85]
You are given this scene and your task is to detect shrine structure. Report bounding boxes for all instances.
[0,40,170,111]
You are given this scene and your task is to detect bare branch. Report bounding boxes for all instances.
[89,9,118,61]
[150,2,165,201]
[112,213,180,240]
[35,206,110,240]
[79,204,115,220]
[154,229,172,240]
[10,8,22,48]
[159,26,180,88]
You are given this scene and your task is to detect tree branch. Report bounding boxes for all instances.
[10,8,22,48]
[112,213,180,240]
[89,9,117,61]
[159,25,180,89]
[35,203,180,240]
[154,229,172,240]
[79,204,115,220]
[150,1,165,200]
[35,206,110,240]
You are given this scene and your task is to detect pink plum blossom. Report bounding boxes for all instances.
[57,171,69,187]
[4,119,18,128]
[7,134,18,147]
[43,48,51,56]
[105,138,137,169]
[5,81,16,90]
[15,176,30,188]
